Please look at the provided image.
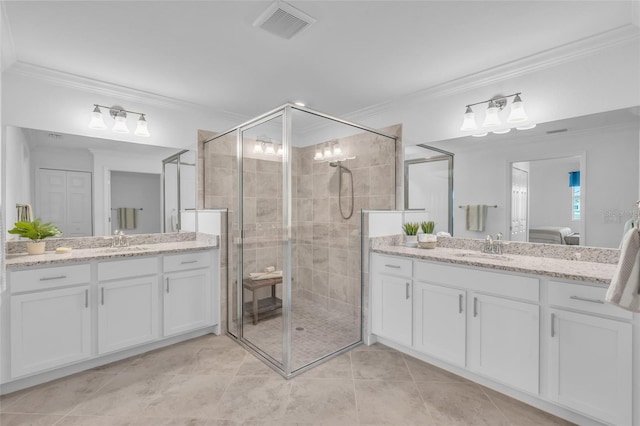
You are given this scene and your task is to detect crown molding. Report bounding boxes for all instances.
[345,24,640,123]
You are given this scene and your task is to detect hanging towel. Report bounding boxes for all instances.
[606,227,640,312]
[465,205,488,232]
[16,203,33,222]
[117,208,137,230]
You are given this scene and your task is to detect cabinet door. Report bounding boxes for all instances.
[548,309,632,426]
[371,273,412,346]
[413,282,465,367]
[163,269,212,337]
[469,293,539,394]
[11,286,91,377]
[98,276,159,354]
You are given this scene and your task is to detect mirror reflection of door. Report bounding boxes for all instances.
[404,145,454,235]
[110,171,161,234]
[510,165,529,242]
[37,168,92,237]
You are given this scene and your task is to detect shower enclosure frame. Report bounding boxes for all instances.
[162,149,193,233]
[202,103,397,378]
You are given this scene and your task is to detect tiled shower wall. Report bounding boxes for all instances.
[198,124,402,331]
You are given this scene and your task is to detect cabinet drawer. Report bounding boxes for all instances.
[372,254,412,278]
[10,264,91,293]
[98,257,159,281]
[163,251,211,272]
[414,260,539,302]
[548,281,632,320]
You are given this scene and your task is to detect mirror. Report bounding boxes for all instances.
[404,144,454,235]
[405,106,640,249]
[4,125,194,237]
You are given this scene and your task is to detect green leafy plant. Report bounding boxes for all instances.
[421,221,435,234]
[8,218,61,242]
[402,222,419,236]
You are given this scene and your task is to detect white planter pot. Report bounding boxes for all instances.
[405,235,418,247]
[26,241,46,255]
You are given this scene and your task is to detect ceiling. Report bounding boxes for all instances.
[2,1,637,118]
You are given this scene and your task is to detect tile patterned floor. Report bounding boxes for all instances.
[242,297,360,369]
[0,335,575,426]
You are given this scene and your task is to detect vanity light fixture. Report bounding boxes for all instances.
[89,104,150,137]
[460,93,532,136]
[264,143,276,155]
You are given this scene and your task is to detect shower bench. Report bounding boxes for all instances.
[243,277,282,325]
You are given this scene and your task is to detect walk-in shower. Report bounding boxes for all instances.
[202,104,397,377]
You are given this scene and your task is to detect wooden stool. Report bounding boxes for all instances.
[242,277,282,325]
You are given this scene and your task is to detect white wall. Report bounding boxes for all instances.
[529,158,580,231]
[4,126,31,234]
[110,171,161,235]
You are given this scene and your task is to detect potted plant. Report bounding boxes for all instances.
[402,222,419,247]
[8,218,61,255]
[419,221,437,249]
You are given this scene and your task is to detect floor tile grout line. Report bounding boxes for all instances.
[349,349,362,425]
[401,352,437,425]
[478,384,514,425]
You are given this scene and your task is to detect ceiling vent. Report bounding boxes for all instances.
[253,1,316,40]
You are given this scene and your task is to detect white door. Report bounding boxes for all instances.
[98,276,159,354]
[469,293,539,394]
[371,273,412,346]
[163,269,212,337]
[66,171,93,236]
[37,169,92,237]
[413,282,466,366]
[510,166,528,242]
[11,285,91,377]
[548,309,632,425]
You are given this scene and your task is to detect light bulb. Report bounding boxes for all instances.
[459,106,477,131]
[314,148,323,160]
[253,142,264,154]
[89,105,107,130]
[507,94,528,123]
[112,111,130,133]
[482,100,501,127]
[134,115,150,137]
[265,143,276,155]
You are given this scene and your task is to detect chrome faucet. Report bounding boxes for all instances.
[481,233,503,255]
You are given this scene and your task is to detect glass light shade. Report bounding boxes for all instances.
[314,149,323,160]
[332,144,343,156]
[323,145,332,157]
[265,143,276,155]
[482,101,501,127]
[89,106,107,129]
[516,123,537,130]
[507,94,528,123]
[460,106,477,131]
[134,115,150,137]
[253,142,264,153]
[492,128,511,134]
[112,112,130,133]
[471,132,488,137]
[276,145,283,156]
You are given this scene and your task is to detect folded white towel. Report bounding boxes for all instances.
[264,266,276,273]
[465,205,488,232]
[606,227,640,312]
[249,270,283,281]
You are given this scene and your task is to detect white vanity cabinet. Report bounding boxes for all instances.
[468,292,539,394]
[547,281,633,426]
[413,281,466,367]
[97,257,159,354]
[9,264,92,377]
[163,251,214,337]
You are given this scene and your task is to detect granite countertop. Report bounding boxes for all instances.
[372,245,617,286]
[6,240,218,269]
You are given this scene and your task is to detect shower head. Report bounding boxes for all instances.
[329,161,352,173]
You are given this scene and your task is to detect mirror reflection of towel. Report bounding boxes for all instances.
[16,203,33,222]
[117,208,137,229]
[465,205,488,232]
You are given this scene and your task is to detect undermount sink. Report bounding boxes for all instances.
[98,246,149,253]
[454,252,513,261]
